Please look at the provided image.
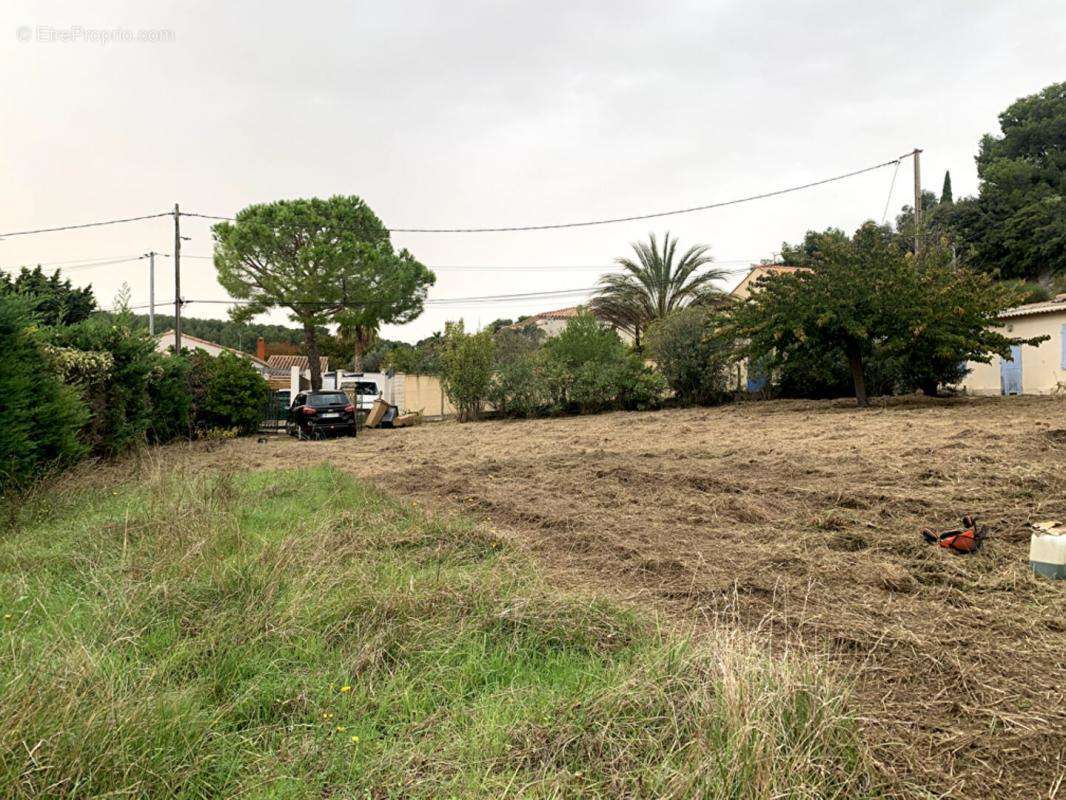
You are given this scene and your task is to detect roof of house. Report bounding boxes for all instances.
[156,330,268,367]
[524,306,585,322]
[729,264,805,297]
[999,294,1066,319]
[266,354,330,373]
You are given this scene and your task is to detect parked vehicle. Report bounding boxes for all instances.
[286,391,357,439]
[347,380,382,412]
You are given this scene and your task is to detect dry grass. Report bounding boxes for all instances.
[199,394,1066,799]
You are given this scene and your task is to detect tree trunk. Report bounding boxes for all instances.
[303,323,322,390]
[351,324,375,373]
[846,345,868,408]
[919,378,940,398]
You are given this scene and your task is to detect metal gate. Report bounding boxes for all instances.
[260,389,291,433]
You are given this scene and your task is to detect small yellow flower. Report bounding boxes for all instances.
[340,685,351,693]
[336,725,346,732]
[322,712,333,720]
[350,735,360,744]
[3,614,11,620]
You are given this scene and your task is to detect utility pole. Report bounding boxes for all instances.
[173,203,182,352]
[146,251,156,335]
[912,148,923,255]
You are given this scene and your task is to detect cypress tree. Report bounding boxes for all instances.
[940,171,953,204]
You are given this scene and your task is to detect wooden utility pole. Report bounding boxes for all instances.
[912,148,923,255]
[146,251,156,335]
[173,203,182,352]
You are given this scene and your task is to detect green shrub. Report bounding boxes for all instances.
[645,307,732,405]
[542,314,664,414]
[440,322,496,421]
[146,355,192,443]
[613,356,669,411]
[195,351,269,435]
[0,296,88,492]
[488,352,546,417]
[54,313,159,457]
[543,313,627,370]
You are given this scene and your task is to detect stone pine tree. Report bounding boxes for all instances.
[212,196,435,389]
[941,171,953,204]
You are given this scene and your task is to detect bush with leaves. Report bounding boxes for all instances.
[488,352,546,417]
[645,307,733,405]
[440,322,496,422]
[54,312,160,456]
[191,351,269,435]
[542,314,665,413]
[146,355,193,443]
[0,296,88,493]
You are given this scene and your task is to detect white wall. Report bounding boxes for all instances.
[962,311,1066,396]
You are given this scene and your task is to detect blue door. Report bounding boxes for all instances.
[746,358,768,392]
[999,345,1023,395]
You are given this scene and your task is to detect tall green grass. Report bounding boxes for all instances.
[0,465,875,798]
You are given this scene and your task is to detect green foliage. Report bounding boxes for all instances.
[544,313,627,369]
[778,227,853,266]
[493,324,543,367]
[440,322,496,421]
[487,352,546,417]
[146,356,192,444]
[0,296,88,492]
[645,307,733,405]
[590,232,727,347]
[212,195,434,387]
[192,351,270,435]
[0,465,874,798]
[941,170,953,204]
[488,315,666,417]
[55,312,161,456]
[731,223,1046,406]
[0,266,96,326]
[881,244,1045,396]
[907,82,1066,280]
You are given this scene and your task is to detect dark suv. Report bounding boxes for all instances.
[286,391,357,439]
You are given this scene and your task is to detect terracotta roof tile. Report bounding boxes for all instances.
[266,354,330,372]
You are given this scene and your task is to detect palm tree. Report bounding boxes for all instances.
[589,232,728,347]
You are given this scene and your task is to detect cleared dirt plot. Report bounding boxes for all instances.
[215,396,1066,799]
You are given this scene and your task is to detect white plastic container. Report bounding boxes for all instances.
[1030,529,1066,579]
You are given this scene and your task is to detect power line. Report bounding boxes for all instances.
[881,159,902,224]
[0,212,171,239]
[181,155,906,234]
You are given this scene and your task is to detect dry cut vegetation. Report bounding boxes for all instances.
[0,463,874,798]
[214,394,1066,799]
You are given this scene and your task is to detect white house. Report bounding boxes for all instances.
[961,294,1066,396]
[508,305,636,344]
[154,330,271,376]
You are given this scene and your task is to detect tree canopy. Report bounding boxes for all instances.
[590,232,727,347]
[731,223,1046,406]
[0,266,96,327]
[918,82,1066,281]
[212,195,434,388]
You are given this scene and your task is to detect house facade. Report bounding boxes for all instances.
[961,295,1066,396]
[509,305,636,344]
[154,330,270,376]
[728,265,805,391]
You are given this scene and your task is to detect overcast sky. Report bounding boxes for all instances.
[2,1,1063,342]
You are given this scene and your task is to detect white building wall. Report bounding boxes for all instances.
[961,311,1066,396]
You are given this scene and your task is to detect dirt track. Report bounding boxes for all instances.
[208,396,1065,798]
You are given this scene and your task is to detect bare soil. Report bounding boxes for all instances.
[196,396,1066,799]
